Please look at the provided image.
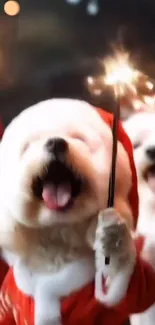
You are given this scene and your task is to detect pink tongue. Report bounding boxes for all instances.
[42,183,72,210]
[147,174,155,193]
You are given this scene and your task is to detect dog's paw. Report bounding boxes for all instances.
[94,208,135,270]
[94,208,136,305]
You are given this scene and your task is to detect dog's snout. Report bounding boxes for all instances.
[146,146,155,160]
[45,138,68,156]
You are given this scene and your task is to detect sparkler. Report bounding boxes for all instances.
[88,50,155,265]
[87,51,155,118]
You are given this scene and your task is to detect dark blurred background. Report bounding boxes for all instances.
[1,0,155,126]
[0,2,153,323]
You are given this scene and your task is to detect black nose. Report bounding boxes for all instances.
[45,138,68,157]
[146,146,155,160]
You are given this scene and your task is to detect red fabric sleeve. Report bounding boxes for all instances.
[115,256,155,315]
[0,258,8,286]
[0,269,15,325]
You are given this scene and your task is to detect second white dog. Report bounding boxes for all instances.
[124,112,155,325]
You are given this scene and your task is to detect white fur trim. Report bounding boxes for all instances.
[14,257,95,325]
[130,303,155,325]
[1,250,17,266]
[94,208,136,306]
[95,262,135,306]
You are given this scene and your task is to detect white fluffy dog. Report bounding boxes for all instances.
[124,112,155,325]
[0,99,135,325]
[124,112,155,241]
[0,99,133,266]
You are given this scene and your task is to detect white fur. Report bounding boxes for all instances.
[124,112,155,325]
[124,113,155,238]
[95,265,134,306]
[0,99,132,260]
[130,304,155,325]
[0,99,134,324]
[13,257,95,325]
[94,208,136,306]
[0,141,16,267]
[0,99,113,231]
[1,250,17,266]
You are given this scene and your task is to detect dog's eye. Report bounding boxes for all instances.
[133,142,141,150]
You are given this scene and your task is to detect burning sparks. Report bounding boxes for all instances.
[104,52,137,86]
[103,51,140,96]
[86,50,155,116]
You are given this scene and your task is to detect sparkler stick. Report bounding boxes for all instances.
[105,83,120,265]
[105,91,120,265]
[107,85,120,206]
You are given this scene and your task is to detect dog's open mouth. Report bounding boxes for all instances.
[144,164,155,193]
[32,161,82,211]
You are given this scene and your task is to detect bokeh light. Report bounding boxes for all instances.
[4,1,20,16]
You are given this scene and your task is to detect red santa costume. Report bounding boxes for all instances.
[0,108,155,325]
